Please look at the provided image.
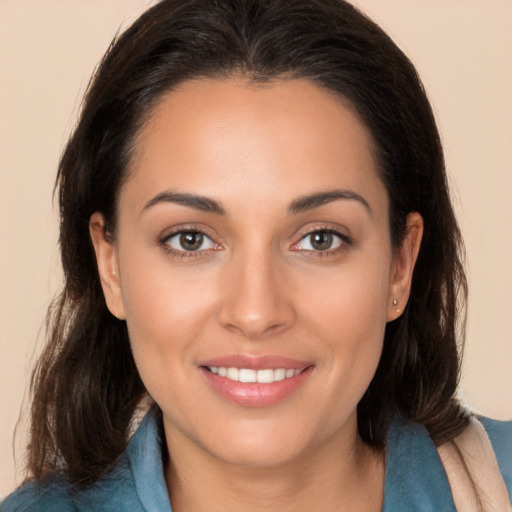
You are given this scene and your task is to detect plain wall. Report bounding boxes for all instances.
[1,0,511,497]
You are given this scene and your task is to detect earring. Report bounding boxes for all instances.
[392,299,401,314]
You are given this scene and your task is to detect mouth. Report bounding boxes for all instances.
[199,355,313,407]
[204,366,303,383]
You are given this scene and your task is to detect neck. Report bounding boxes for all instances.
[164,418,385,512]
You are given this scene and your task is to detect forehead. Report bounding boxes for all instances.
[122,77,386,215]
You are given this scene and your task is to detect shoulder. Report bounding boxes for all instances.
[1,413,168,512]
[383,416,512,510]
[478,416,512,493]
[1,457,142,512]
[1,475,70,512]
[435,416,511,510]
[383,419,456,510]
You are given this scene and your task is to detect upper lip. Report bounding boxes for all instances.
[199,354,312,370]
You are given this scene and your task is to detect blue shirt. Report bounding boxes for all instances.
[3,414,511,511]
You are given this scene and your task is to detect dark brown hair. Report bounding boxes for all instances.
[28,0,469,486]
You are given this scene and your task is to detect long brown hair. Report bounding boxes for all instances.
[28,0,468,486]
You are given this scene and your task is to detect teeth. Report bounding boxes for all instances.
[274,368,286,381]
[226,367,239,381]
[257,369,274,383]
[208,366,302,383]
[239,369,256,383]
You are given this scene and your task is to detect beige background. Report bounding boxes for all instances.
[1,0,511,498]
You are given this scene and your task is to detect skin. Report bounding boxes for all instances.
[90,77,423,512]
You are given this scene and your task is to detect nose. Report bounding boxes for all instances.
[217,248,296,339]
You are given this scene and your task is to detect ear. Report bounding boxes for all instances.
[387,212,424,322]
[89,212,126,320]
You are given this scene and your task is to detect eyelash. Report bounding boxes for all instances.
[291,227,353,257]
[158,226,352,260]
[159,227,220,260]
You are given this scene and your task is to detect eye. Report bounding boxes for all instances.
[293,230,348,252]
[163,230,217,252]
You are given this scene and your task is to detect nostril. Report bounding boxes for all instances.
[216,272,296,339]
[220,318,290,340]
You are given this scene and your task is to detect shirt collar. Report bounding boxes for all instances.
[382,419,455,511]
[127,412,173,512]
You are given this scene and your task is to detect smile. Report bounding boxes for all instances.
[199,356,314,407]
[207,367,302,383]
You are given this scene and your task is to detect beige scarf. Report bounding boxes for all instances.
[437,417,511,511]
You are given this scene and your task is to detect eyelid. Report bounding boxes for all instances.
[290,225,353,253]
[157,223,352,259]
[166,231,217,251]
[158,224,222,257]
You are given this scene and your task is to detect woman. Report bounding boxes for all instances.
[3,0,511,510]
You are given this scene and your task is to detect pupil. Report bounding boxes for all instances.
[180,232,203,251]
[311,232,332,251]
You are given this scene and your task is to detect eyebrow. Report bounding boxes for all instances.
[142,187,371,216]
[142,190,226,215]
[288,189,372,215]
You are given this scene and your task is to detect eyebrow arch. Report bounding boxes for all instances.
[142,190,226,215]
[288,189,372,215]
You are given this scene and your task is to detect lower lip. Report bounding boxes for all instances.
[200,366,313,407]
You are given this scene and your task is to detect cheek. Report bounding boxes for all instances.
[124,275,209,339]
[117,248,219,386]
[299,251,391,394]
[302,251,391,342]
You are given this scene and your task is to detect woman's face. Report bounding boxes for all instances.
[91,78,421,468]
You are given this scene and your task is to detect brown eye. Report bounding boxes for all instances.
[310,232,334,251]
[293,230,346,252]
[164,230,216,252]
[180,232,204,251]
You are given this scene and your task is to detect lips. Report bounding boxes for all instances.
[199,355,313,407]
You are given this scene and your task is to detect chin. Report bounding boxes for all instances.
[194,415,332,468]
[213,439,306,468]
